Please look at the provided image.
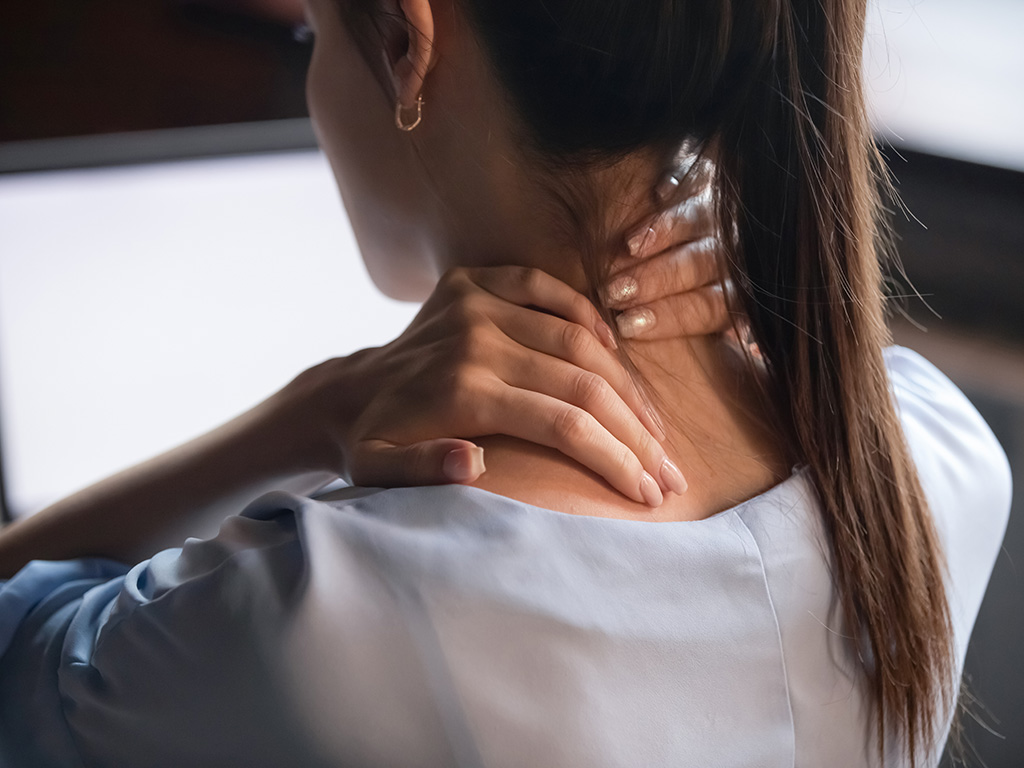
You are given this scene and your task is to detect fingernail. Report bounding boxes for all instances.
[627,232,643,257]
[616,307,656,339]
[660,457,688,495]
[655,173,680,203]
[639,472,664,507]
[595,320,617,350]
[443,446,485,482]
[603,275,638,306]
[626,226,654,257]
[645,406,667,442]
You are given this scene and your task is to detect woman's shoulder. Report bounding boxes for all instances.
[884,345,1012,526]
[883,345,1012,641]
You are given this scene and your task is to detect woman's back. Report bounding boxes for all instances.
[0,347,1008,767]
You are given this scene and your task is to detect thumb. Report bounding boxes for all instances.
[350,438,486,487]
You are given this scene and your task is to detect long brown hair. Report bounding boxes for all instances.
[714,2,956,763]
[345,0,956,762]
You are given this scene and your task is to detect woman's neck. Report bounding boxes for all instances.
[470,331,790,522]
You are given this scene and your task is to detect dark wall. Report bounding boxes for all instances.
[0,0,309,142]
[887,149,1024,342]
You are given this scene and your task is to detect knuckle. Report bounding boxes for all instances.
[571,293,596,324]
[560,322,594,359]
[439,266,471,294]
[513,265,544,296]
[447,291,488,330]
[440,300,471,334]
[605,439,641,484]
[451,360,485,394]
[572,371,609,410]
[445,366,488,410]
[552,406,593,448]
[633,431,662,464]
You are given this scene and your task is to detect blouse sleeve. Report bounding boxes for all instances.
[0,558,130,766]
[0,497,333,768]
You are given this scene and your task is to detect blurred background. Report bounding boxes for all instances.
[0,0,1021,763]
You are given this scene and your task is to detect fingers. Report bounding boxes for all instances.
[426,266,685,505]
[626,188,716,260]
[461,265,617,349]
[606,236,722,309]
[616,283,733,341]
[493,302,667,441]
[494,348,683,494]
[480,386,674,506]
[603,237,731,340]
[350,438,486,488]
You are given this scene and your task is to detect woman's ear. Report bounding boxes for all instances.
[389,0,437,109]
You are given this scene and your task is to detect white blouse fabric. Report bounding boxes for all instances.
[0,347,1012,767]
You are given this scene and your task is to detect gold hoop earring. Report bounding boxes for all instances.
[395,95,424,131]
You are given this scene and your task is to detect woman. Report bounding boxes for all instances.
[0,0,1012,766]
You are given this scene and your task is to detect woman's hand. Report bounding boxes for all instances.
[606,160,734,342]
[295,265,683,506]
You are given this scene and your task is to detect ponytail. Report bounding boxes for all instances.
[716,1,955,763]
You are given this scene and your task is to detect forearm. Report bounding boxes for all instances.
[0,375,347,578]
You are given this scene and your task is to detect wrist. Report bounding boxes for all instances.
[275,348,380,478]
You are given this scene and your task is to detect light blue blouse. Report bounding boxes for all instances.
[0,347,1012,767]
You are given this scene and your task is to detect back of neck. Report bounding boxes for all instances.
[471,333,789,522]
